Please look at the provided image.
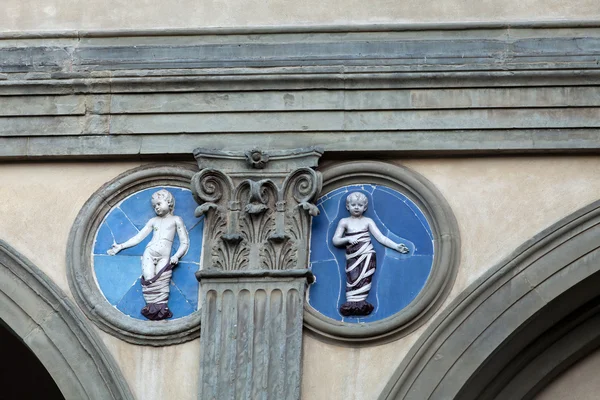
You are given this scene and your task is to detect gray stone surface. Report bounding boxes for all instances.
[0,24,599,158]
[66,163,203,346]
[0,94,84,116]
[1,25,600,73]
[100,87,600,114]
[198,276,306,400]
[379,200,600,400]
[3,130,600,160]
[192,148,321,400]
[0,115,84,136]
[103,108,600,134]
[0,240,134,400]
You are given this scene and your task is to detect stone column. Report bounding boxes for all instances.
[191,148,322,400]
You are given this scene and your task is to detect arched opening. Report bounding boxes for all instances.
[458,274,600,400]
[380,200,600,400]
[0,241,133,400]
[0,319,64,400]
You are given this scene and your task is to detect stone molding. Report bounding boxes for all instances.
[303,161,460,344]
[380,199,600,400]
[2,20,600,39]
[1,22,600,159]
[67,163,202,346]
[478,300,600,399]
[2,22,600,78]
[0,240,134,399]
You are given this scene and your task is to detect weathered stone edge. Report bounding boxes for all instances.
[378,199,600,399]
[197,269,315,281]
[303,161,460,345]
[3,129,600,161]
[2,24,600,76]
[3,19,600,39]
[66,163,203,346]
[0,240,134,399]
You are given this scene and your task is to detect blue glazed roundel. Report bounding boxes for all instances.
[92,187,203,320]
[308,184,433,323]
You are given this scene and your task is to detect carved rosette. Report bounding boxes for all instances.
[191,148,323,273]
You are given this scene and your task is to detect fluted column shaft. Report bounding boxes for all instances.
[197,271,311,400]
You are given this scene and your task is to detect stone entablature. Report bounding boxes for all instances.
[1,23,600,160]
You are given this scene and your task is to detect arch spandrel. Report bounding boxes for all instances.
[380,200,600,400]
[0,240,134,400]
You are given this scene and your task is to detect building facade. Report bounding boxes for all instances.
[2,2,600,399]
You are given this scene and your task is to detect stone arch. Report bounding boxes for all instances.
[0,240,134,400]
[380,199,600,400]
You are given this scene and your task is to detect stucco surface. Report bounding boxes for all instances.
[0,162,141,298]
[2,158,600,400]
[534,346,600,400]
[3,0,600,31]
[302,156,600,400]
[101,332,200,400]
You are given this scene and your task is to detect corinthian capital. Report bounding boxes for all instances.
[191,147,323,272]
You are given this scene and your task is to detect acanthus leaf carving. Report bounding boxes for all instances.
[191,148,323,272]
[211,239,249,271]
[261,235,297,270]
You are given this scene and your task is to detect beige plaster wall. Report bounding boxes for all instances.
[3,0,600,32]
[534,346,600,400]
[0,162,199,400]
[2,157,600,400]
[101,332,200,400]
[302,155,600,400]
[0,162,140,298]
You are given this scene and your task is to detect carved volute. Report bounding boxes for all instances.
[191,148,322,272]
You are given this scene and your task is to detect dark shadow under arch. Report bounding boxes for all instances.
[380,199,600,400]
[0,319,64,399]
[0,240,134,400]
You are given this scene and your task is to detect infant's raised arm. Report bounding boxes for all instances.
[107,219,154,256]
[367,218,409,253]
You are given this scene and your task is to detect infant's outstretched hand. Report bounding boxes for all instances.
[107,244,122,256]
[170,256,179,265]
[396,243,409,254]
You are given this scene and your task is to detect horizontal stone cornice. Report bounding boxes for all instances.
[1,22,600,159]
[1,23,600,81]
[2,19,600,38]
